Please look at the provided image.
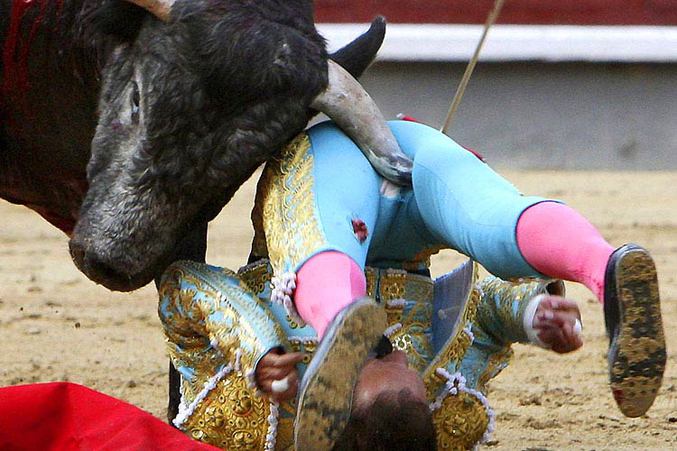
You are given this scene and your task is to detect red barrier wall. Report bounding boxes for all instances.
[315,1,677,25]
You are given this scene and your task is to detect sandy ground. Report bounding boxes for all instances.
[1,169,675,450]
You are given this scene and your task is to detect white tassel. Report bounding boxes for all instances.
[384,323,402,338]
[386,298,407,308]
[271,272,305,326]
[264,401,280,450]
[234,348,243,372]
[463,324,475,343]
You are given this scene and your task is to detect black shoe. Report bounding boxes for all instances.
[294,297,387,450]
[604,244,666,417]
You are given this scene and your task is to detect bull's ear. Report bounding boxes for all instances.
[86,0,149,43]
[329,16,386,80]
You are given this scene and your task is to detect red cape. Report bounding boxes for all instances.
[0,382,218,451]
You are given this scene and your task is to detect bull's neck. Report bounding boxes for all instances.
[1,0,104,174]
[1,0,104,223]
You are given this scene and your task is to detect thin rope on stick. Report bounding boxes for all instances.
[441,0,506,135]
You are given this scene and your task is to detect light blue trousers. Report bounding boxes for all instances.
[303,120,553,279]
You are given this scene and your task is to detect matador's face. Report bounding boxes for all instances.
[353,350,427,408]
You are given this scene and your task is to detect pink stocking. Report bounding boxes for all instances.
[294,251,366,338]
[516,202,614,303]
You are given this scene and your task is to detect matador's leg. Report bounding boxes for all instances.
[391,120,665,417]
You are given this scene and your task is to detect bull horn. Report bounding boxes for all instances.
[311,60,413,186]
[125,0,175,21]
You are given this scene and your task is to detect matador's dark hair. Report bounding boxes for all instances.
[332,389,436,451]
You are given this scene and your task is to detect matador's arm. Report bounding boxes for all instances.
[158,260,289,384]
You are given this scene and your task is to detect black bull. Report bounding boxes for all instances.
[1,0,394,289]
[1,0,390,419]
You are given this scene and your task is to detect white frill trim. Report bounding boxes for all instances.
[386,298,407,308]
[476,285,485,299]
[429,369,496,446]
[172,348,279,446]
[246,368,264,398]
[264,400,280,451]
[173,349,245,429]
[384,323,402,338]
[463,324,475,343]
[233,347,243,372]
[271,272,306,326]
[173,362,234,429]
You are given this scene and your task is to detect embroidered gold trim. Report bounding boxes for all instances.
[255,133,327,274]
[364,267,435,373]
[163,259,498,450]
[182,370,296,450]
[238,261,272,297]
[432,390,490,451]
[161,262,288,405]
[380,269,407,301]
[423,262,481,400]
[364,267,377,299]
[477,346,514,393]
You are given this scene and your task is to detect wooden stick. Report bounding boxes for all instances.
[441,0,507,135]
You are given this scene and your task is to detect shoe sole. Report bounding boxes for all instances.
[294,298,387,450]
[608,247,666,417]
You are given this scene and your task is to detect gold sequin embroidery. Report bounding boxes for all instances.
[255,134,327,274]
[160,261,289,420]
[433,390,490,451]
[238,261,272,297]
[182,370,296,450]
[370,267,435,373]
[380,270,407,301]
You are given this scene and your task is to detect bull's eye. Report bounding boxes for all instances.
[131,81,140,123]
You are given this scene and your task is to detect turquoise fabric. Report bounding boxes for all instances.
[158,262,289,381]
[159,261,547,394]
[306,122,381,269]
[459,276,553,389]
[303,120,555,279]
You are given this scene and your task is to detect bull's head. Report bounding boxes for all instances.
[69,0,410,291]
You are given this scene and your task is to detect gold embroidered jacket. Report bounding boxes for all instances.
[158,259,556,450]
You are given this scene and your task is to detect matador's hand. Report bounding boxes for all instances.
[533,295,583,354]
[255,349,305,402]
